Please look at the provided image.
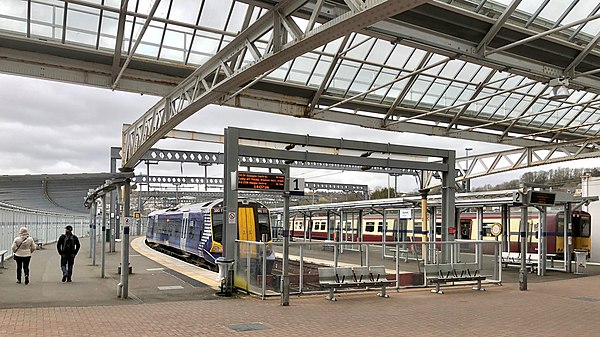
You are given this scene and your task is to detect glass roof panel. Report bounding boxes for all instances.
[65,4,100,47]
[367,40,395,65]
[346,64,382,96]
[159,26,188,62]
[306,55,333,87]
[199,0,233,31]
[187,31,222,65]
[287,54,319,85]
[386,45,425,70]
[227,2,251,33]
[99,12,118,51]
[330,60,362,92]
[418,79,451,108]
[169,0,203,24]
[345,36,376,61]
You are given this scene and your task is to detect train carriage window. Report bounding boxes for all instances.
[435,222,442,235]
[557,213,565,233]
[414,222,422,236]
[188,220,195,239]
[377,222,383,233]
[482,223,495,237]
[320,222,326,231]
[365,221,375,232]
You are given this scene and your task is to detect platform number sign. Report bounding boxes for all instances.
[290,178,305,196]
[512,191,523,206]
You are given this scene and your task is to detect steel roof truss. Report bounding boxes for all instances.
[112,0,161,90]
[124,0,428,168]
[475,0,522,54]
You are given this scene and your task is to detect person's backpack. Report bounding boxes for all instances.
[63,235,75,253]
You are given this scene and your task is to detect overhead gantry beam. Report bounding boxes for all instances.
[448,137,600,185]
[121,0,428,169]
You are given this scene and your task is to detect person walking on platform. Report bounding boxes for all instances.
[57,225,80,282]
[11,227,36,285]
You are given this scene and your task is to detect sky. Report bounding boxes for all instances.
[1,1,599,196]
[0,72,596,195]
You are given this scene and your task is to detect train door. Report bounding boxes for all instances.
[180,211,189,251]
[573,212,592,254]
[459,219,472,239]
[238,206,257,257]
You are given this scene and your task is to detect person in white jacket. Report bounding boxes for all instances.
[11,227,36,285]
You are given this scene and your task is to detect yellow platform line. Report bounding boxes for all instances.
[131,237,220,290]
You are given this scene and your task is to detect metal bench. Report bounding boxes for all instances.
[0,250,8,269]
[424,263,487,294]
[33,238,44,249]
[317,266,394,301]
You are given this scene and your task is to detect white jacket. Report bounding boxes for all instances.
[11,234,36,257]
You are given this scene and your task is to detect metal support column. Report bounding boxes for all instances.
[419,188,429,262]
[223,127,239,262]
[88,205,94,258]
[441,150,456,264]
[501,204,509,253]
[519,206,528,291]
[539,207,547,276]
[92,201,97,266]
[281,167,290,306]
[101,193,107,278]
[110,156,117,252]
[565,202,573,273]
[477,207,483,267]
[118,179,131,299]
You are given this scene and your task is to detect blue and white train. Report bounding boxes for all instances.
[145,199,272,266]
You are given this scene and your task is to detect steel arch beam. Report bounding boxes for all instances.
[121,0,428,169]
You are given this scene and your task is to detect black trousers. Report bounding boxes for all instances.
[14,255,31,281]
[60,254,76,278]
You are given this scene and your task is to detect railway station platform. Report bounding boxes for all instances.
[2,237,600,336]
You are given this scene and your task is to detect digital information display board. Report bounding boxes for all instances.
[237,172,285,191]
[527,191,556,206]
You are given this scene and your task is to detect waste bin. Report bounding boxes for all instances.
[574,250,587,275]
[215,257,235,296]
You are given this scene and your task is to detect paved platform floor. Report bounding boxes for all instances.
[1,236,600,336]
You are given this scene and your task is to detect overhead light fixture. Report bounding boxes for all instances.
[548,78,570,100]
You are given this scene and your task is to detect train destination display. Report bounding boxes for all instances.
[527,190,556,206]
[237,172,285,191]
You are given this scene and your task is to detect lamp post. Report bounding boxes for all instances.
[464,147,473,192]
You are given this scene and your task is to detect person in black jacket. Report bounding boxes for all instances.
[57,225,80,282]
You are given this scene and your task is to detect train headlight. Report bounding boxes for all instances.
[211,243,223,253]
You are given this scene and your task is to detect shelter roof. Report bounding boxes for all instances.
[0,173,128,215]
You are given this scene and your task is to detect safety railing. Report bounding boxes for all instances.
[0,206,87,260]
[233,239,501,298]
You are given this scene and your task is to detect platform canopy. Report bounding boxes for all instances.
[0,173,129,215]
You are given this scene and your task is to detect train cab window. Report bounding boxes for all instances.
[435,222,442,236]
[211,210,223,243]
[365,221,375,232]
[258,212,271,241]
[573,214,591,238]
